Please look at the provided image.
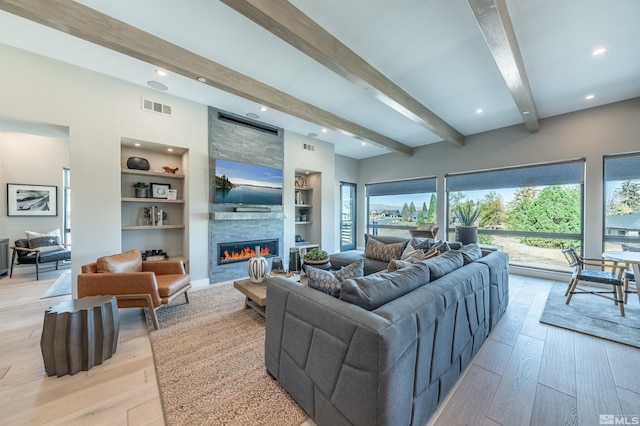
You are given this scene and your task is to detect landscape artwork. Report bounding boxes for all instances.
[214,159,283,205]
[7,184,57,216]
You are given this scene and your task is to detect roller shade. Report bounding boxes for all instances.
[604,153,640,181]
[367,177,436,197]
[446,160,584,192]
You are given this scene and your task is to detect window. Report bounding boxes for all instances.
[340,182,357,251]
[366,177,437,239]
[603,153,640,251]
[446,160,584,271]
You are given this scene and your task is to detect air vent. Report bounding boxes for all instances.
[141,98,172,116]
[303,143,315,151]
[218,112,279,135]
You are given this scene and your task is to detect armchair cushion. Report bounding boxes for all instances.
[97,250,142,273]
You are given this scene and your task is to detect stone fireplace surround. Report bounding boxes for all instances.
[208,107,285,283]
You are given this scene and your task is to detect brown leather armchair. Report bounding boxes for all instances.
[78,250,191,330]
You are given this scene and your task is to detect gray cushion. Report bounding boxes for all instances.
[457,243,483,265]
[421,251,464,280]
[339,262,430,310]
[307,259,364,298]
[364,234,410,245]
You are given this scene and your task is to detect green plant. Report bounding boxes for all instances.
[298,207,309,216]
[133,182,149,189]
[455,203,480,226]
[303,248,329,261]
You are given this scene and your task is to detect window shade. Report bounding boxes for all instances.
[366,177,436,197]
[446,160,584,192]
[604,153,640,181]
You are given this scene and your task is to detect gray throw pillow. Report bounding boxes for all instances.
[458,243,483,265]
[307,259,364,298]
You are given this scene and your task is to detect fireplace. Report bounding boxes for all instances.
[217,239,279,265]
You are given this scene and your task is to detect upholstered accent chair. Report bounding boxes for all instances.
[562,246,625,316]
[78,250,191,329]
[10,238,71,280]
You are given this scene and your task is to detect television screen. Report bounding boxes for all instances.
[214,159,283,205]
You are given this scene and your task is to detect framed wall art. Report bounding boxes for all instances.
[7,184,58,216]
[150,182,171,199]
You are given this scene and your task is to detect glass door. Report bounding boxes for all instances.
[340,182,357,251]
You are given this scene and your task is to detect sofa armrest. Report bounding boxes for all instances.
[142,259,185,275]
[78,272,162,306]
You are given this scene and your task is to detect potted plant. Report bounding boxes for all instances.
[454,203,480,245]
[298,207,309,222]
[133,182,149,198]
[303,248,329,266]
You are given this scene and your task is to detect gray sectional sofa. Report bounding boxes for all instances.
[265,246,509,426]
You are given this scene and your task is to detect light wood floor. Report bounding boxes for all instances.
[1,271,639,425]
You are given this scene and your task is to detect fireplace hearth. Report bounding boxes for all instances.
[218,239,279,265]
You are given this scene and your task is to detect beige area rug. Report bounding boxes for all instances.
[146,282,308,426]
[40,270,72,298]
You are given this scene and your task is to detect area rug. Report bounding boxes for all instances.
[40,271,72,298]
[540,281,640,348]
[146,282,308,426]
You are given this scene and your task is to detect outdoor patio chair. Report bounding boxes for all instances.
[562,246,626,316]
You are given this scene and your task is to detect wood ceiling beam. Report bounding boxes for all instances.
[468,0,540,132]
[0,0,413,156]
[221,0,465,147]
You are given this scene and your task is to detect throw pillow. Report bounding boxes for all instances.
[364,238,407,262]
[387,259,412,272]
[307,259,364,298]
[424,248,439,259]
[431,240,451,254]
[410,237,434,252]
[25,229,64,253]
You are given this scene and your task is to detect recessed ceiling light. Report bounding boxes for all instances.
[307,132,317,138]
[246,113,259,119]
[585,94,595,100]
[361,142,366,146]
[197,77,206,83]
[167,148,173,152]
[147,80,168,91]
[522,110,531,115]
[305,171,309,174]
[134,143,141,147]
[155,69,167,76]
[321,128,327,133]
[475,108,483,114]
[260,106,267,112]
[592,47,606,56]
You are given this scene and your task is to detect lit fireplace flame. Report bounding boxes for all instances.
[221,245,270,262]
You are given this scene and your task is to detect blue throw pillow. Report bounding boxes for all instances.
[307,259,364,298]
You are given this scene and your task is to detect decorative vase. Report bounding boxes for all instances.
[456,226,478,245]
[247,246,268,283]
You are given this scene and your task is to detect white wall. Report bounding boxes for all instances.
[284,131,337,254]
[0,44,209,293]
[358,97,640,260]
[0,132,69,246]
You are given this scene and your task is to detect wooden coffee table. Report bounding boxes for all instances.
[234,278,268,317]
[234,275,306,318]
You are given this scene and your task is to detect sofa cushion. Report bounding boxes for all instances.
[340,261,430,310]
[365,234,410,245]
[364,237,407,262]
[458,243,483,265]
[308,259,364,297]
[25,229,64,253]
[97,250,143,273]
[155,274,192,298]
[422,250,464,280]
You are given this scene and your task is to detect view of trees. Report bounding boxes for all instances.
[607,179,640,216]
[449,184,581,249]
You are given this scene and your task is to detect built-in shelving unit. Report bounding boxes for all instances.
[294,172,321,252]
[120,138,188,263]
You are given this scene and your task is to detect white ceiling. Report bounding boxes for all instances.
[0,0,638,159]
